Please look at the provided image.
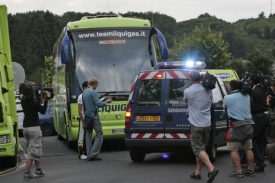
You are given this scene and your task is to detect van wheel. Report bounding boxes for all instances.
[130,148,145,162]
[41,123,55,136]
[206,142,217,163]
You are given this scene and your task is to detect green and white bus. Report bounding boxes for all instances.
[0,5,20,168]
[52,14,169,148]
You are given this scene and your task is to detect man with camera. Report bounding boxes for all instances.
[20,82,52,179]
[223,80,255,178]
[249,74,270,171]
[266,80,275,143]
[184,70,219,182]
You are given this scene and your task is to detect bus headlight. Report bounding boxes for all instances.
[0,135,11,143]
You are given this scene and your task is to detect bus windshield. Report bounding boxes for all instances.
[71,29,152,94]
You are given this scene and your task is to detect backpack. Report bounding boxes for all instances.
[266,142,275,164]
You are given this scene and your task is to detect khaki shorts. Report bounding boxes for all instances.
[227,139,253,151]
[191,125,210,157]
[23,126,43,161]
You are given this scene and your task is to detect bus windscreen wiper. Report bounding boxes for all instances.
[97,91,129,99]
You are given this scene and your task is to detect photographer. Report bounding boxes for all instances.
[21,82,51,179]
[266,80,275,143]
[223,80,255,178]
[184,70,219,182]
[249,73,270,171]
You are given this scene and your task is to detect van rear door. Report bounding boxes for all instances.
[129,71,166,139]
[211,79,228,147]
[164,70,191,139]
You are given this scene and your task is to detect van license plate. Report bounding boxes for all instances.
[136,116,160,122]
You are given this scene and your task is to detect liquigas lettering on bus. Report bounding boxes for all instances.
[74,29,148,41]
[98,104,127,112]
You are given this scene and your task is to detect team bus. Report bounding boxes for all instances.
[52,14,169,148]
[0,5,19,168]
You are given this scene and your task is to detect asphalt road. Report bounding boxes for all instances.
[1,136,275,183]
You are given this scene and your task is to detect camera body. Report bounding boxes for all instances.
[201,72,216,90]
[19,82,54,101]
[241,72,272,95]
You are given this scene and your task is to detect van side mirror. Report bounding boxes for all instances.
[153,28,169,60]
[61,31,70,64]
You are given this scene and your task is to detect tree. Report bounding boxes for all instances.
[246,50,273,74]
[271,28,275,39]
[258,11,265,18]
[228,58,247,78]
[44,56,53,87]
[264,26,271,39]
[171,25,231,69]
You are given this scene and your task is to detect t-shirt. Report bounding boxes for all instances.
[21,96,48,128]
[77,93,84,116]
[82,88,106,118]
[223,90,252,120]
[184,84,212,127]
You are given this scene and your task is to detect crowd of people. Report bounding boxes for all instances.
[186,71,275,182]
[20,72,275,181]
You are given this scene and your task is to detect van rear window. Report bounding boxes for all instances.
[136,80,161,107]
[168,79,191,107]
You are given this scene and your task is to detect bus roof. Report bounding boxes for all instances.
[68,15,151,30]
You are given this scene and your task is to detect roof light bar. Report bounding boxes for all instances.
[155,61,206,70]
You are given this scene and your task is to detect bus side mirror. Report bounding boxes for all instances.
[61,31,70,64]
[153,28,169,60]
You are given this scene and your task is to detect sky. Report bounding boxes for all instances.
[1,0,274,23]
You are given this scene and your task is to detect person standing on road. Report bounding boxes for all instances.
[249,74,269,171]
[266,80,275,143]
[21,81,51,179]
[77,81,88,160]
[223,80,255,178]
[83,77,112,161]
[184,70,219,182]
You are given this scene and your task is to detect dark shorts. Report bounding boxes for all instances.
[191,125,210,157]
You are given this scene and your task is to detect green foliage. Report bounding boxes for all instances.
[7,10,275,78]
[228,58,247,78]
[44,56,53,86]
[171,25,231,69]
[28,67,43,83]
[246,50,273,74]
[264,26,271,39]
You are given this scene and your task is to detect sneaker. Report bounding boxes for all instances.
[228,171,244,178]
[80,154,87,160]
[23,172,38,179]
[35,169,46,176]
[243,169,255,176]
[254,163,266,172]
[87,155,102,161]
[190,172,201,180]
[207,168,219,182]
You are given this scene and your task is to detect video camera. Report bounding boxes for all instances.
[239,72,252,95]
[201,72,216,90]
[241,72,272,95]
[19,82,54,102]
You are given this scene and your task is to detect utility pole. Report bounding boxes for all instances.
[272,0,273,15]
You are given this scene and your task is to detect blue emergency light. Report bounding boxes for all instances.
[154,61,206,70]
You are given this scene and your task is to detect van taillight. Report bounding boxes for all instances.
[125,104,131,128]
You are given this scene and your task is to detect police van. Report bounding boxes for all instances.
[124,61,229,162]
